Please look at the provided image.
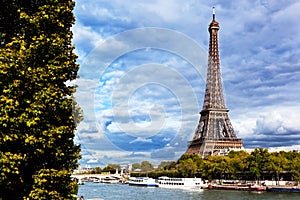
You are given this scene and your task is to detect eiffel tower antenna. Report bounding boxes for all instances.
[185,7,243,157]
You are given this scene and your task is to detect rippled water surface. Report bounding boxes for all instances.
[78,182,300,200]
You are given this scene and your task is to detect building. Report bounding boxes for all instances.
[185,8,243,157]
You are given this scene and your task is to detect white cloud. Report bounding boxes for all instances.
[72,23,104,61]
[254,108,300,135]
[130,137,153,144]
[87,159,98,164]
[74,0,300,165]
[230,105,300,148]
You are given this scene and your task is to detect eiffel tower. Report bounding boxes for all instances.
[185,8,243,157]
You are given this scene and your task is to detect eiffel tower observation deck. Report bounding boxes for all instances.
[185,7,243,157]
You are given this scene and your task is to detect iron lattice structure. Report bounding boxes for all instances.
[185,9,243,157]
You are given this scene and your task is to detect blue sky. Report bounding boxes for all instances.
[72,0,300,167]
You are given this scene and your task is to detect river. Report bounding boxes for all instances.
[78,182,299,200]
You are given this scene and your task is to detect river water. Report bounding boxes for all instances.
[78,182,299,200]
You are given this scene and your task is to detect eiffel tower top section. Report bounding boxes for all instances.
[202,7,226,111]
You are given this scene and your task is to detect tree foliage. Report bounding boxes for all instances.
[89,167,102,174]
[131,149,300,182]
[248,148,270,180]
[177,154,202,177]
[202,155,231,180]
[159,161,175,170]
[0,0,81,199]
[141,161,153,172]
[201,149,300,182]
[28,169,78,200]
[102,164,121,174]
[131,163,141,171]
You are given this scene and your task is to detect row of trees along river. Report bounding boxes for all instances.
[87,148,300,183]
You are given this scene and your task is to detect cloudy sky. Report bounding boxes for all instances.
[72,0,300,167]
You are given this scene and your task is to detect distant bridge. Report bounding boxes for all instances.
[71,173,123,181]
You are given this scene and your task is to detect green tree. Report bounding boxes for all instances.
[178,154,202,168]
[268,152,288,185]
[290,152,300,183]
[0,0,21,47]
[131,163,141,171]
[228,150,250,179]
[28,169,78,199]
[90,167,102,174]
[141,161,153,172]
[159,161,174,169]
[102,166,114,173]
[177,154,202,177]
[0,0,81,199]
[102,164,120,174]
[248,148,270,182]
[178,158,197,178]
[163,161,177,170]
[207,156,230,180]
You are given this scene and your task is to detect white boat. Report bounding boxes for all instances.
[157,176,205,189]
[101,177,119,184]
[128,177,158,187]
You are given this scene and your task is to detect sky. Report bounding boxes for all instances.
[72,0,300,167]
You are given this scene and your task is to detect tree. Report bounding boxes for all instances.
[163,161,177,170]
[178,158,198,178]
[178,154,202,168]
[202,156,231,180]
[268,152,287,185]
[0,0,81,199]
[0,0,21,47]
[141,161,153,172]
[102,165,115,174]
[290,152,300,183]
[90,167,102,174]
[159,161,174,169]
[132,163,141,171]
[248,148,270,182]
[228,150,250,179]
[102,164,120,174]
[177,154,202,177]
[292,161,300,182]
